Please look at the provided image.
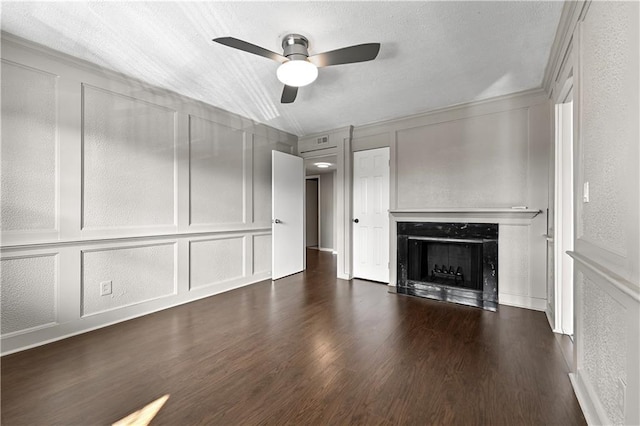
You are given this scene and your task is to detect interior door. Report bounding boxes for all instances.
[272,150,304,280]
[352,147,390,283]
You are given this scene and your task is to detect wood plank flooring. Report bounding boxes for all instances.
[1,249,585,425]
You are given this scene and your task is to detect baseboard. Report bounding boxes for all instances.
[317,247,336,253]
[546,308,564,333]
[387,284,398,293]
[569,372,607,425]
[499,293,547,311]
[1,272,271,356]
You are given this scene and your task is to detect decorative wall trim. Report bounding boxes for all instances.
[353,88,548,139]
[569,251,640,303]
[569,372,606,426]
[0,252,59,336]
[0,228,271,252]
[0,35,295,355]
[499,293,547,311]
[80,242,178,317]
[542,1,589,95]
[188,236,246,290]
[0,272,271,356]
[390,208,542,220]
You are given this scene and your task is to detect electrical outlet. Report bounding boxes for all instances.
[100,280,112,296]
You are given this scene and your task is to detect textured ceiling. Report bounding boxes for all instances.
[1,1,563,136]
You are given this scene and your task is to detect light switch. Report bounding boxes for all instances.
[583,182,590,203]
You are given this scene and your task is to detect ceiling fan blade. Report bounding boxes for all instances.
[309,43,380,67]
[281,85,298,104]
[213,37,287,63]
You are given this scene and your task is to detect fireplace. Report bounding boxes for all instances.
[397,222,498,311]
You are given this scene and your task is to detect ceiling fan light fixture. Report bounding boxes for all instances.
[277,60,318,87]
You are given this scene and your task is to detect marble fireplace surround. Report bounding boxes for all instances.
[397,222,499,310]
[389,208,542,310]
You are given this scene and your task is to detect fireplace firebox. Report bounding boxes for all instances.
[397,222,498,311]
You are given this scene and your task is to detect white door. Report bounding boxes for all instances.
[272,150,304,280]
[353,147,390,283]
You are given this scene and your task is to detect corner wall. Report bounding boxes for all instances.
[546,2,640,424]
[352,89,552,311]
[0,36,297,355]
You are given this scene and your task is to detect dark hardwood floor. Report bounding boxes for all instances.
[2,249,585,425]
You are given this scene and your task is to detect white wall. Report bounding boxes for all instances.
[319,172,335,251]
[0,36,296,354]
[546,2,640,425]
[352,89,552,311]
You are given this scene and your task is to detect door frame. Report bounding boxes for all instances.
[297,126,353,280]
[554,81,575,336]
[305,175,321,249]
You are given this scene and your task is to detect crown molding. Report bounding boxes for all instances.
[542,1,590,95]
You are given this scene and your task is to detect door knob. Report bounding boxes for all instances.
[353,218,359,223]
[274,219,282,224]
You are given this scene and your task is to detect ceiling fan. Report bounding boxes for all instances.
[213,34,381,104]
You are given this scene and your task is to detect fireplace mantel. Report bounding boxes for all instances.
[390,208,542,222]
[389,208,547,311]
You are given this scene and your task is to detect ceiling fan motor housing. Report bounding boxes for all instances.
[282,34,310,61]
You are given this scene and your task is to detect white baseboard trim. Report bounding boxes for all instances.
[1,272,272,356]
[569,372,606,425]
[499,293,547,311]
[337,272,352,280]
[317,247,336,253]
[546,308,564,333]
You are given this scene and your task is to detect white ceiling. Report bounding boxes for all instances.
[1,1,563,136]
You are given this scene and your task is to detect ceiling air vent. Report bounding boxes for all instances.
[316,135,329,145]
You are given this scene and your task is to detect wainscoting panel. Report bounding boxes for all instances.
[573,259,640,426]
[581,271,627,425]
[1,254,58,335]
[189,236,245,289]
[252,135,276,225]
[82,85,176,231]
[253,234,272,275]
[189,115,244,226]
[1,60,58,234]
[81,243,176,316]
[0,36,296,355]
[498,224,530,299]
[395,108,529,209]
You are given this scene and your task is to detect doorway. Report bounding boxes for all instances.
[555,91,574,336]
[304,155,337,255]
[305,177,319,248]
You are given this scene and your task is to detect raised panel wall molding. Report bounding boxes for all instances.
[0,253,58,336]
[0,37,296,355]
[569,251,640,303]
[81,243,177,317]
[189,236,245,290]
[1,60,59,244]
[189,115,245,227]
